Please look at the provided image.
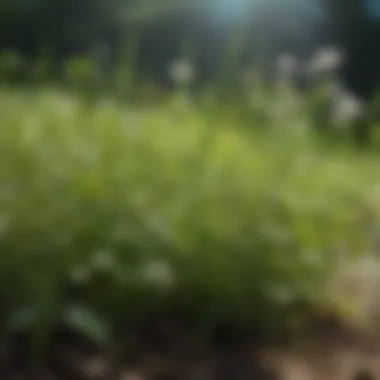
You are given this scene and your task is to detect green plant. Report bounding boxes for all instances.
[0,85,379,354]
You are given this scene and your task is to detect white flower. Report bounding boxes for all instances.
[267,284,296,306]
[306,46,345,77]
[140,259,174,289]
[91,249,118,271]
[70,265,91,284]
[331,87,365,127]
[168,58,196,86]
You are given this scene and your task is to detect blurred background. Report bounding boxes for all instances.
[0,1,380,380]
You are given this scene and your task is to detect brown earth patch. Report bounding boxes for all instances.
[2,316,380,380]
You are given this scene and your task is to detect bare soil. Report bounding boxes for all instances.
[2,314,380,380]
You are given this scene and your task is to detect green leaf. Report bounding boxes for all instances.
[62,305,111,346]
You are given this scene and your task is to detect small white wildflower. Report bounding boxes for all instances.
[140,259,174,289]
[91,249,118,271]
[168,57,196,86]
[307,46,345,77]
[267,284,296,306]
[70,265,92,284]
[331,88,365,127]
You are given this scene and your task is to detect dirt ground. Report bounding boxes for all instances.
[2,316,380,380]
[260,332,380,380]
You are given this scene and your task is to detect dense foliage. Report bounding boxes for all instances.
[0,85,379,352]
[1,0,380,365]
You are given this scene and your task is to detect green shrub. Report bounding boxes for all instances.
[0,86,379,349]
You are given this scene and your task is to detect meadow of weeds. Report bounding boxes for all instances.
[0,68,379,360]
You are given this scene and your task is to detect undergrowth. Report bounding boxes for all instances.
[0,84,379,356]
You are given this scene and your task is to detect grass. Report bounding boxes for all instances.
[0,83,379,356]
